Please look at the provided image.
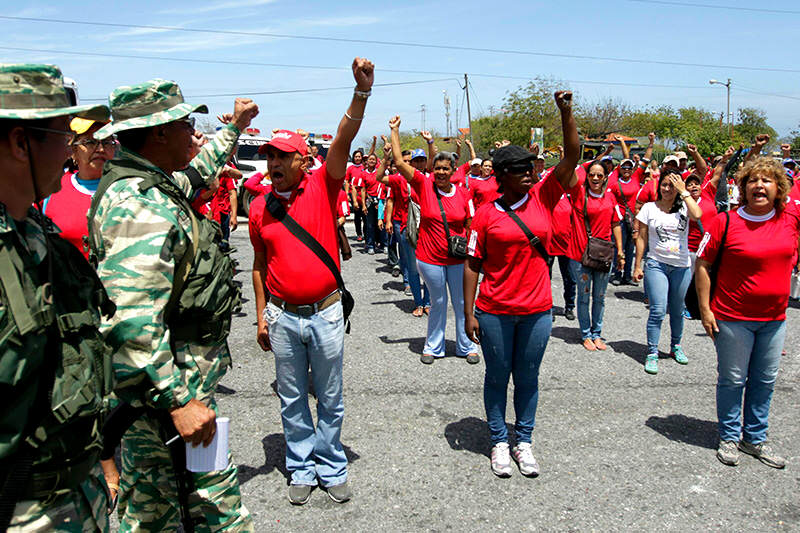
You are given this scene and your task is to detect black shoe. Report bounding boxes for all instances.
[623,278,638,286]
[610,277,622,286]
[564,308,575,321]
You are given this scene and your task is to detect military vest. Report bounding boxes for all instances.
[0,211,115,498]
[88,160,241,346]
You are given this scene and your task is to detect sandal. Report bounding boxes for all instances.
[423,306,431,315]
[412,306,424,317]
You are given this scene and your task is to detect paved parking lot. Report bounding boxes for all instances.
[220,220,799,531]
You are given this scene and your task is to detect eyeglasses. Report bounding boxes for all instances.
[72,138,119,150]
[25,126,75,145]
[177,116,196,129]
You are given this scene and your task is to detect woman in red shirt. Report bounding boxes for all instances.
[389,116,477,365]
[463,91,579,478]
[696,156,798,469]
[566,163,624,351]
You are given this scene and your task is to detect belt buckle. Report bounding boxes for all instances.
[296,305,314,318]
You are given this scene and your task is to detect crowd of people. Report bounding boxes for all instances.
[1,55,798,532]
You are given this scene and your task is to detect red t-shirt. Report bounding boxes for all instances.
[360,166,381,197]
[411,169,474,266]
[687,183,719,252]
[789,180,800,205]
[549,193,572,256]
[636,178,659,205]
[346,164,363,206]
[451,162,470,188]
[212,175,235,218]
[607,167,643,214]
[336,188,350,219]
[566,186,622,262]
[45,172,93,259]
[468,172,564,314]
[248,163,341,304]
[697,207,800,321]
[243,172,271,196]
[386,174,410,226]
[469,176,500,210]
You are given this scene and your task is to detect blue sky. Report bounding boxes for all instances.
[2,0,797,147]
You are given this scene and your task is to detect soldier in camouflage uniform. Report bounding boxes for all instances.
[88,79,258,532]
[0,64,113,532]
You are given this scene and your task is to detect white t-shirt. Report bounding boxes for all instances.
[636,202,691,267]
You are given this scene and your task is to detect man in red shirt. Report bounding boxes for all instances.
[249,57,373,506]
[212,163,240,251]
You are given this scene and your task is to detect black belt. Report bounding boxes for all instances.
[270,290,340,318]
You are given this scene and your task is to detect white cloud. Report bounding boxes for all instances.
[9,6,59,18]
[158,0,277,15]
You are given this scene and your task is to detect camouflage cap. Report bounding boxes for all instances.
[0,64,109,121]
[94,79,207,140]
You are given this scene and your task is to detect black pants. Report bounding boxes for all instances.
[354,207,365,237]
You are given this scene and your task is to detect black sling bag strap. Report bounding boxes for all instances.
[495,198,550,261]
[265,193,353,333]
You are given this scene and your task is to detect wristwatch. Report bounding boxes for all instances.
[680,191,691,199]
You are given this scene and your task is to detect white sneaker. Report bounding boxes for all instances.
[512,442,540,477]
[490,442,513,477]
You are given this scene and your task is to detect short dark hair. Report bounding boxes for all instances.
[401,149,411,157]
[116,127,152,153]
[656,169,684,213]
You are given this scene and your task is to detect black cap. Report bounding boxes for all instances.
[492,145,536,173]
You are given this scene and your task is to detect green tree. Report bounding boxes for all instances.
[733,107,777,146]
[575,97,632,139]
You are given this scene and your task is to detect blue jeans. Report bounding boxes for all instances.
[557,255,576,311]
[219,212,231,252]
[265,300,347,487]
[476,309,551,445]
[365,201,378,250]
[568,259,610,340]
[643,258,691,354]
[613,218,635,281]
[715,320,785,444]
[416,259,476,357]
[393,220,430,307]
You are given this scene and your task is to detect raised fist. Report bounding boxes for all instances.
[388,116,401,130]
[554,90,573,111]
[352,57,375,91]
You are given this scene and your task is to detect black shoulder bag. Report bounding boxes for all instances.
[495,198,552,266]
[434,184,468,259]
[265,193,354,333]
[580,194,615,272]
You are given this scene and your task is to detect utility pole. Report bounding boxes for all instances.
[443,90,451,138]
[420,104,426,132]
[709,78,732,138]
[464,73,473,144]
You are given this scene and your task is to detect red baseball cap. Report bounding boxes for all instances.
[258,129,308,156]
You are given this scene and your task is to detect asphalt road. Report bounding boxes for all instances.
[217,218,799,532]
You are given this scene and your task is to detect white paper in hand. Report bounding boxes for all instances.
[186,417,230,472]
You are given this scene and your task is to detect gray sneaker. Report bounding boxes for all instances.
[327,481,352,503]
[716,440,740,466]
[739,441,786,469]
[512,442,540,477]
[420,354,434,365]
[288,484,313,505]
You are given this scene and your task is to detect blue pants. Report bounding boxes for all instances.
[557,255,576,311]
[393,220,429,307]
[613,219,635,281]
[365,201,379,251]
[416,259,476,357]
[643,258,691,354]
[568,259,611,340]
[264,300,347,487]
[476,309,551,445]
[715,319,785,444]
[219,212,231,252]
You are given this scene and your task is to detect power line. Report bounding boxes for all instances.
[736,86,800,102]
[1,15,798,74]
[625,0,800,15]
[78,78,458,101]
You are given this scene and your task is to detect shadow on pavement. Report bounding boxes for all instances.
[645,414,717,450]
[216,384,237,395]
[550,325,582,345]
[444,417,492,458]
[614,289,647,303]
[378,335,457,355]
[238,434,361,485]
[607,339,650,364]
[381,280,405,292]
[372,298,416,313]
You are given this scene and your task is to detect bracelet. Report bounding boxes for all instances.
[354,88,371,99]
[680,191,691,199]
[427,140,434,145]
[344,111,363,121]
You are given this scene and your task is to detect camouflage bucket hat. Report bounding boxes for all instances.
[94,79,207,140]
[0,64,109,121]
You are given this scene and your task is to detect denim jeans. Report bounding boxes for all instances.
[715,319,785,444]
[219,212,231,252]
[643,258,691,354]
[416,259,476,357]
[393,220,431,307]
[556,255,576,311]
[568,259,610,340]
[475,309,551,445]
[365,201,378,250]
[264,300,347,487]
[613,218,635,281]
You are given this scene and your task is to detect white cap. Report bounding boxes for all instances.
[662,155,680,166]
[470,158,482,166]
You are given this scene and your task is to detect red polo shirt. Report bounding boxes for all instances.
[566,186,623,262]
[361,166,381,197]
[248,163,341,304]
[687,183,719,252]
[387,174,410,226]
[469,175,500,209]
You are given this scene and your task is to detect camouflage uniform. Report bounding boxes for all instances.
[0,64,113,532]
[89,80,252,532]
